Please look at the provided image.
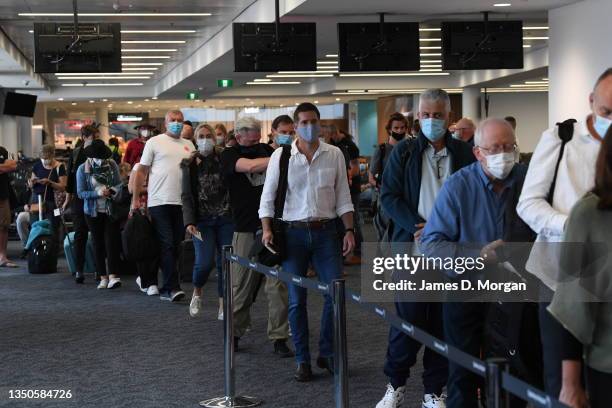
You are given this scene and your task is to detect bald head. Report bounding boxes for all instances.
[474,118,515,148]
[454,117,476,142]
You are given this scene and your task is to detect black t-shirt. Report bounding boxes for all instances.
[220,143,274,232]
[0,147,9,200]
[32,160,66,203]
[334,137,361,195]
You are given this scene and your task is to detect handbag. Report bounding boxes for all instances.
[252,145,291,267]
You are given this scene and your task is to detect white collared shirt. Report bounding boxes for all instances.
[258,140,354,221]
[517,117,601,290]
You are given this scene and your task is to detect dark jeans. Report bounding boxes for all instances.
[192,215,234,298]
[282,222,343,363]
[85,212,121,278]
[538,301,582,398]
[384,302,448,394]
[148,205,184,294]
[587,366,612,408]
[443,302,488,408]
[71,198,89,274]
[350,192,363,255]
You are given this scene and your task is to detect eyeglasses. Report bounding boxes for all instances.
[477,144,518,155]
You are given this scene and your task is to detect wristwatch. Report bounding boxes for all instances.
[344,228,355,234]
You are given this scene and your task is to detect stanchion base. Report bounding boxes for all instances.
[199,396,262,407]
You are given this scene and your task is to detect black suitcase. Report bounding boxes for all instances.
[28,235,58,274]
[178,240,195,283]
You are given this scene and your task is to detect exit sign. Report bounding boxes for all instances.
[217,79,233,88]
[186,91,200,100]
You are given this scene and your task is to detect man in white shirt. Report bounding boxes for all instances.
[259,102,355,382]
[517,68,611,404]
[131,110,195,302]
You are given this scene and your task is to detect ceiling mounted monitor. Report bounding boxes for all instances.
[34,22,122,73]
[441,20,524,70]
[3,92,38,117]
[338,22,420,72]
[233,23,317,72]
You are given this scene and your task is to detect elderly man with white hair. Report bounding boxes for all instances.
[377,89,475,408]
[452,117,477,146]
[131,110,195,301]
[219,116,293,357]
[420,118,528,408]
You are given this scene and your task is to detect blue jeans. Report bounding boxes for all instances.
[192,216,234,298]
[282,222,343,364]
[149,205,184,294]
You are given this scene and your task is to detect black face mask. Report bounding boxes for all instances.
[238,144,260,156]
[390,132,406,141]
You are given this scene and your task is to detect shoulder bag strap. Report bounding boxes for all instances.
[273,145,291,219]
[546,118,576,204]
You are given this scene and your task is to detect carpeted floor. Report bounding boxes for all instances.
[0,225,428,408]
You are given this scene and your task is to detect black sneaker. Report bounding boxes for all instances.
[273,340,295,358]
[316,356,334,375]
[294,363,313,382]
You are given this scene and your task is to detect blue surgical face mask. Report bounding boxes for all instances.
[275,134,293,146]
[297,124,321,143]
[420,118,447,142]
[594,114,611,138]
[167,121,183,136]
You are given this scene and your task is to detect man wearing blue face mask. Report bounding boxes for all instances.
[518,67,612,405]
[259,102,355,382]
[131,110,195,302]
[377,89,475,408]
[270,114,295,149]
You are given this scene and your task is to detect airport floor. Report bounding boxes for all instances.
[0,224,428,408]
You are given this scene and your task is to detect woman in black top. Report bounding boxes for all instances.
[182,123,234,319]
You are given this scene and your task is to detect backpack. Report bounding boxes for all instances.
[122,211,160,262]
[27,235,58,274]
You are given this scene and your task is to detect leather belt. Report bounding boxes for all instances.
[285,219,335,229]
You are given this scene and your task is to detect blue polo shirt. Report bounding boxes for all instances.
[420,161,527,259]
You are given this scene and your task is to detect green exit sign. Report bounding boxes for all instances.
[186,91,200,100]
[217,79,233,88]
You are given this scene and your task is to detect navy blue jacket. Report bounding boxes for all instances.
[380,132,476,242]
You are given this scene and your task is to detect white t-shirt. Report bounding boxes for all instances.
[139,134,195,207]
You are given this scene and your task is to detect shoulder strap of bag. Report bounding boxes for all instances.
[273,145,291,219]
[546,118,576,204]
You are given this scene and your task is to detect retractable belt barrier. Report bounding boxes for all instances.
[200,246,568,408]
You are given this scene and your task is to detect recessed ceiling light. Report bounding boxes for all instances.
[71,102,77,105]
[145,99,150,102]
[314,100,319,103]
[102,99,108,102]
[152,96,158,100]
[280,104,284,107]
[493,3,512,7]
[20,13,211,17]
[89,100,94,103]
[57,97,64,101]
[127,101,133,104]
[335,98,341,101]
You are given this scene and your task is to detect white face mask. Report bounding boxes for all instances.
[484,152,516,180]
[41,158,52,167]
[91,158,104,167]
[196,138,215,156]
[140,129,150,138]
[215,136,225,146]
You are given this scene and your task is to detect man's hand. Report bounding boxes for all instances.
[62,193,72,211]
[262,229,274,247]
[343,231,356,257]
[413,223,426,242]
[38,178,50,186]
[186,225,198,237]
[480,239,504,263]
[559,384,589,408]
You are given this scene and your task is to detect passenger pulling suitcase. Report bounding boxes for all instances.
[63,232,96,276]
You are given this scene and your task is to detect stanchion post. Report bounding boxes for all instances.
[333,279,349,408]
[486,358,509,408]
[200,245,262,408]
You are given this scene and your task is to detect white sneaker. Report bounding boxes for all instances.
[217,307,223,321]
[136,277,147,293]
[375,384,405,408]
[107,278,121,289]
[190,295,202,317]
[147,285,159,296]
[422,393,446,408]
[97,279,109,289]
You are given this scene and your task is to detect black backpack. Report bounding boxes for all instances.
[122,211,160,262]
[27,235,58,274]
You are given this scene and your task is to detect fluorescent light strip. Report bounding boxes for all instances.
[122,40,186,44]
[246,81,301,85]
[57,76,150,79]
[483,88,548,93]
[267,74,334,78]
[421,60,442,64]
[420,46,441,50]
[339,72,450,77]
[19,13,211,17]
[55,72,151,75]
[524,81,548,84]
[61,83,144,87]
[121,49,177,52]
[419,69,442,72]
[420,53,441,56]
[277,71,337,74]
[121,30,196,34]
[419,28,441,32]
[325,54,338,58]
[121,56,171,59]
[523,26,549,30]
[419,38,441,42]
[522,36,549,40]
[494,3,512,7]
[317,61,338,64]
[420,65,442,68]
[510,84,550,87]
[121,68,158,71]
[523,44,532,48]
[253,79,271,82]
[122,63,164,66]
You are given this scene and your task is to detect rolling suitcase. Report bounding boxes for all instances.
[26,195,58,274]
[63,232,96,276]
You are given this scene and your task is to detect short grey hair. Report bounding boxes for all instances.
[235,116,261,133]
[474,117,515,147]
[165,110,183,122]
[419,88,451,113]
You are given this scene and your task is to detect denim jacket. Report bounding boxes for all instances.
[76,160,122,217]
